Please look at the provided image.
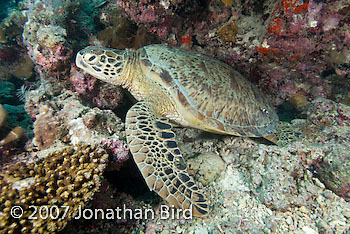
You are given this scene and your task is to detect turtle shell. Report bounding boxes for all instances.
[138,45,279,137]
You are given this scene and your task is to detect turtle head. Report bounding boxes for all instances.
[76,46,127,86]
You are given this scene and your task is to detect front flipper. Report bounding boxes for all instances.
[125,101,209,217]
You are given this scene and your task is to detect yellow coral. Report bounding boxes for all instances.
[0,144,109,233]
[221,0,233,7]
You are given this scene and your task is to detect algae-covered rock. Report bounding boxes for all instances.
[242,144,321,210]
[187,152,225,186]
[312,146,350,201]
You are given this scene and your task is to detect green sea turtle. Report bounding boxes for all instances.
[75,44,279,216]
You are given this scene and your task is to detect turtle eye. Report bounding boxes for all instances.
[261,108,269,114]
[84,53,99,64]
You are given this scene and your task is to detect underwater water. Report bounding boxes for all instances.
[0,0,349,233]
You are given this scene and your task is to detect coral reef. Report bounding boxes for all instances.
[100,138,129,163]
[97,2,159,49]
[0,144,109,233]
[305,98,350,144]
[217,19,239,44]
[21,0,85,79]
[244,143,321,210]
[0,0,349,233]
[97,5,137,49]
[107,0,350,108]
[69,66,96,96]
[25,84,125,156]
[63,179,147,234]
[256,0,350,104]
[307,98,350,128]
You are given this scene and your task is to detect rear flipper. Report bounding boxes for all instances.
[125,101,209,217]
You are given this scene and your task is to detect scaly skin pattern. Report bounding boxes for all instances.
[76,45,279,137]
[75,44,279,216]
[125,101,209,216]
[138,45,279,136]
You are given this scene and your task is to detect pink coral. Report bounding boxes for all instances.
[117,0,220,41]
[34,44,72,71]
[69,66,123,110]
[70,66,96,95]
[100,138,129,163]
[145,221,164,234]
[139,9,159,23]
[322,15,340,32]
[249,0,350,104]
[22,2,74,78]
[92,83,124,110]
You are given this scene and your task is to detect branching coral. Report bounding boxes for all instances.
[0,144,109,233]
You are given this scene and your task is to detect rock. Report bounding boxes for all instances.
[312,145,350,201]
[187,152,225,186]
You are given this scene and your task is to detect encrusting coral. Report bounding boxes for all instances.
[0,144,109,234]
[22,1,73,78]
[33,105,60,150]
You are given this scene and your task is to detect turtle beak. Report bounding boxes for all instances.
[75,51,87,69]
